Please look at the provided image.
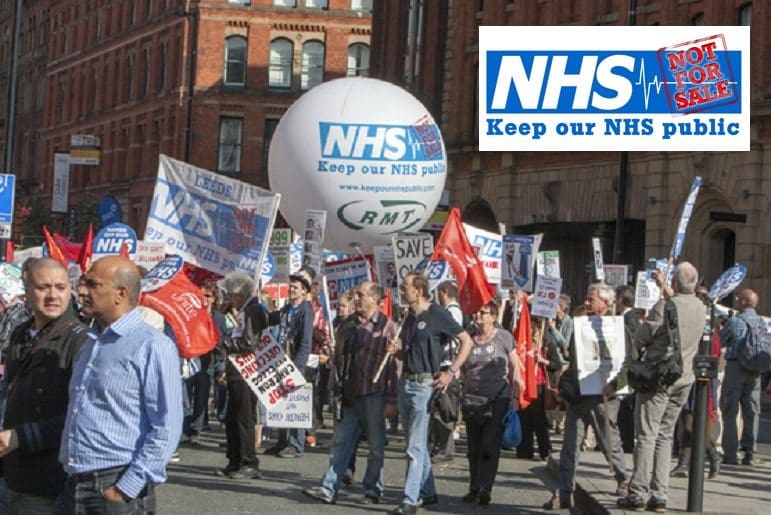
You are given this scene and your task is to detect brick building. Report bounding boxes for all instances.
[1,0,371,239]
[371,0,770,307]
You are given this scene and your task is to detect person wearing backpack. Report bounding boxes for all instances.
[617,262,707,513]
[719,288,766,466]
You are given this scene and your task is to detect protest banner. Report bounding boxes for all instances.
[0,263,24,304]
[133,240,166,270]
[708,264,746,302]
[324,255,374,310]
[603,264,630,288]
[227,331,306,410]
[93,223,137,259]
[12,246,42,265]
[634,271,661,310]
[592,237,605,282]
[302,209,326,277]
[536,250,560,279]
[393,232,434,294]
[268,228,292,284]
[670,176,702,261]
[265,383,313,429]
[573,315,626,395]
[145,155,279,278]
[531,276,562,319]
[501,233,543,291]
[463,223,502,285]
[415,257,455,293]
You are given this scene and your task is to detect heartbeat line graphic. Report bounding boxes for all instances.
[636,59,666,110]
[406,130,422,158]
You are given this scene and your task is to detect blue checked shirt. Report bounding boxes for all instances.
[59,308,183,498]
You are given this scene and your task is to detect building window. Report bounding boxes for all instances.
[158,41,167,92]
[305,0,328,8]
[269,38,293,88]
[301,40,324,90]
[130,0,137,26]
[224,35,247,87]
[262,118,279,176]
[218,117,243,173]
[127,52,135,102]
[739,3,751,25]
[274,0,296,6]
[142,47,152,96]
[146,0,153,19]
[347,43,369,77]
[351,0,372,11]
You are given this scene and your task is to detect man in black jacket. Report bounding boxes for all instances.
[0,258,88,513]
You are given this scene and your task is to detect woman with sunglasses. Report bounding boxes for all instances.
[461,299,520,507]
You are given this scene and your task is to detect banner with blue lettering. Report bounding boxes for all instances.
[324,255,374,310]
[463,223,502,285]
[145,155,280,277]
[93,223,137,260]
[669,176,702,260]
[501,234,543,292]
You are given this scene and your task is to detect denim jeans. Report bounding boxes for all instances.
[276,427,306,453]
[8,490,57,515]
[55,466,155,514]
[184,368,210,437]
[320,393,386,499]
[398,377,436,506]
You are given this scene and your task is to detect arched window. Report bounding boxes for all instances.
[347,43,369,77]
[301,40,324,90]
[269,38,293,88]
[224,35,247,86]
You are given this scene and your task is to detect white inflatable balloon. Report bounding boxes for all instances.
[268,77,447,251]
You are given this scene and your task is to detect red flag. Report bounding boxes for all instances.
[430,208,494,314]
[119,242,131,258]
[5,241,13,263]
[513,298,537,409]
[380,287,393,319]
[43,226,68,266]
[140,270,220,359]
[77,224,94,273]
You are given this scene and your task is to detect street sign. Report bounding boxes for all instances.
[70,134,101,165]
[0,174,16,239]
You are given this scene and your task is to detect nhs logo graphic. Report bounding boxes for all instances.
[479,26,749,152]
[319,122,444,162]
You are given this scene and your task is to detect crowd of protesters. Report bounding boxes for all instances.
[0,254,766,514]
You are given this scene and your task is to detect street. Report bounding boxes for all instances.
[158,423,557,515]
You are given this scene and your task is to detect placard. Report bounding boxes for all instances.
[573,315,626,396]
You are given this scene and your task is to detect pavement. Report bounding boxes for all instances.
[542,392,771,515]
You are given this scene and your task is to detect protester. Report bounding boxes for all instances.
[461,299,520,506]
[429,280,463,463]
[217,272,267,480]
[517,318,560,461]
[0,259,88,513]
[182,284,216,445]
[58,256,183,512]
[547,294,573,358]
[385,272,474,515]
[544,283,629,510]
[309,285,333,445]
[618,262,707,512]
[719,287,764,466]
[265,266,315,458]
[501,288,520,332]
[304,282,398,505]
[204,282,230,426]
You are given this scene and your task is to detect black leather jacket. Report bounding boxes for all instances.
[3,307,88,498]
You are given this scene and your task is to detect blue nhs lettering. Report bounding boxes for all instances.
[489,53,635,112]
[319,122,437,161]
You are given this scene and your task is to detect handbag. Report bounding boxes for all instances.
[627,299,683,394]
[461,384,506,423]
[502,407,522,448]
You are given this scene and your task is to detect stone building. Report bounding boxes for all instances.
[1,0,371,237]
[371,0,769,307]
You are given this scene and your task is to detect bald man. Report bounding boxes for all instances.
[720,288,764,466]
[58,256,183,513]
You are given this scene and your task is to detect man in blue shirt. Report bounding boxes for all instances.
[58,256,183,512]
[720,288,764,466]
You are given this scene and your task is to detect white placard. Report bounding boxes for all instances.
[531,276,563,319]
[501,233,543,291]
[592,237,605,282]
[536,250,560,279]
[265,383,313,429]
[603,264,630,288]
[302,209,326,276]
[634,271,661,310]
[52,153,70,214]
[573,316,626,396]
[393,233,434,294]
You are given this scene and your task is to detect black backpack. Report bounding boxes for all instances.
[737,312,771,373]
[627,299,683,394]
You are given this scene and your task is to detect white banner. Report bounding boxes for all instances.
[145,155,280,277]
[501,233,543,291]
[531,276,563,319]
[52,153,70,214]
[463,223,502,285]
[536,250,560,279]
[393,233,434,295]
[573,316,626,396]
[302,210,326,277]
[265,384,313,429]
[227,331,306,410]
[634,271,661,310]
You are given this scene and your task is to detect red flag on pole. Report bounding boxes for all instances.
[77,224,94,272]
[43,225,68,267]
[119,242,131,258]
[380,286,393,319]
[430,208,494,314]
[513,297,537,409]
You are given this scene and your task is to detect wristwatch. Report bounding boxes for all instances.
[448,365,457,375]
